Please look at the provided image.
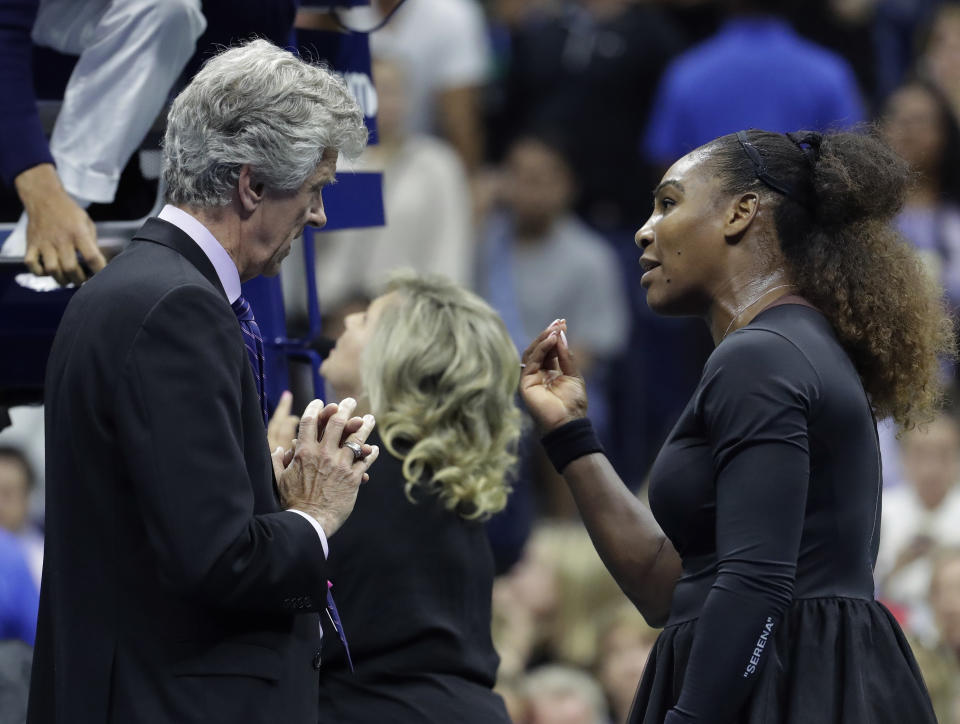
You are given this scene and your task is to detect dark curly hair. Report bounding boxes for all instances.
[706,128,956,429]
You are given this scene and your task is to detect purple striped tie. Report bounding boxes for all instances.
[326,581,354,672]
[232,298,353,665]
[231,295,268,425]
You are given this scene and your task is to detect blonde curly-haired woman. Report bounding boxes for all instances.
[313,271,522,722]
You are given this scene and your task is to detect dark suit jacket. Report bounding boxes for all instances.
[28,218,329,724]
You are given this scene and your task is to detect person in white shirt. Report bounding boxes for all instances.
[877,409,960,630]
[310,55,474,316]
[1,0,207,284]
[298,0,490,170]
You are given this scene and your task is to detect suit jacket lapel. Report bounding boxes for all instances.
[133,218,284,502]
[131,217,228,300]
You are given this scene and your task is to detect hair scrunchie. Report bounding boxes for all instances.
[786,130,823,167]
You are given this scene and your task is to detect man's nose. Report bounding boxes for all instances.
[308,201,327,229]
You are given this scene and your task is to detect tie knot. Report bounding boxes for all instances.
[231,295,254,322]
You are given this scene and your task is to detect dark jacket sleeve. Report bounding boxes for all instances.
[0,0,55,185]
[666,329,819,724]
[115,283,329,614]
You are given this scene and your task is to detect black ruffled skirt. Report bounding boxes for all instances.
[629,597,937,724]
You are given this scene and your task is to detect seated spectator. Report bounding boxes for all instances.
[523,664,609,724]
[0,515,37,724]
[492,528,558,680]
[299,0,490,170]
[478,134,628,380]
[305,271,521,722]
[880,78,960,316]
[595,603,659,724]
[916,547,960,722]
[873,0,941,103]
[368,0,489,171]
[492,522,633,677]
[919,2,960,123]
[477,134,628,514]
[487,0,684,230]
[545,525,634,670]
[643,0,863,168]
[312,56,474,316]
[788,0,878,102]
[876,409,960,634]
[494,674,530,724]
[0,528,37,646]
[0,446,42,588]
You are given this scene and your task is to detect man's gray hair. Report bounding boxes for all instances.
[162,39,368,208]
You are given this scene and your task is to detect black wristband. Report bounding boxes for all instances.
[541,418,604,473]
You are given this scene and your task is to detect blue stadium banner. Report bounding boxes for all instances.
[296,24,384,229]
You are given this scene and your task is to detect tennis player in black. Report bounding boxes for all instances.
[519,129,952,723]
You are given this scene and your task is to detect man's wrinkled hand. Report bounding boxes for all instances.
[16,163,106,286]
[273,398,379,538]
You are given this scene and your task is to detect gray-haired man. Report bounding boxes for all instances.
[29,40,376,724]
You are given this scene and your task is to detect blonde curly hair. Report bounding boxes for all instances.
[361,271,523,519]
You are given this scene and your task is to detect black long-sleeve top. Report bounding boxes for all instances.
[316,433,511,723]
[647,302,881,723]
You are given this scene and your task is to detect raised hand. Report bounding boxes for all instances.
[267,390,300,455]
[519,319,588,433]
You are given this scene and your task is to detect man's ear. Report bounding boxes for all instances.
[723,192,759,242]
[238,165,265,214]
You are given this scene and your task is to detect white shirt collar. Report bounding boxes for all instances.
[158,204,242,303]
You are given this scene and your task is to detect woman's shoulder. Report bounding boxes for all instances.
[710,311,818,371]
[701,311,824,402]
[724,304,834,362]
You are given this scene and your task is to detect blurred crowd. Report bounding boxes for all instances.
[9,0,960,721]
